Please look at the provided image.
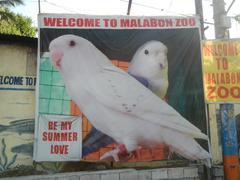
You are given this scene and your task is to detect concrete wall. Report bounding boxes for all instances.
[1,167,200,180]
[0,43,37,171]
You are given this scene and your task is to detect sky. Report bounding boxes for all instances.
[11,0,240,39]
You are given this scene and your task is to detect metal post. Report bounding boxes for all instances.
[127,0,132,15]
[195,0,204,38]
[220,104,239,180]
[38,0,41,14]
[213,1,239,179]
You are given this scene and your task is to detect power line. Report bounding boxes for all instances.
[120,0,194,17]
[167,0,174,10]
[226,0,236,14]
[120,0,164,12]
[44,0,78,13]
[37,0,79,13]
[121,0,215,26]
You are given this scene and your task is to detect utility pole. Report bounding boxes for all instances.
[212,1,239,180]
[213,0,229,38]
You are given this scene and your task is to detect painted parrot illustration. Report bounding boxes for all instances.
[49,34,211,166]
[82,40,169,157]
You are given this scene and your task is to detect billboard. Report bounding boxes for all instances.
[35,14,209,164]
[202,39,240,103]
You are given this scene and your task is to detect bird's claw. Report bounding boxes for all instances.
[167,147,173,160]
[100,149,120,161]
[100,144,130,161]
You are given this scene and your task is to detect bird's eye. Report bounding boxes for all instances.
[69,40,76,47]
[144,49,149,55]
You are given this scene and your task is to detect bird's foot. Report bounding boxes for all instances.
[100,144,129,161]
[167,152,173,160]
[118,144,128,157]
[126,150,140,160]
[100,148,120,161]
[167,147,174,160]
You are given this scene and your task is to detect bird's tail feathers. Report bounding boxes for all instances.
[193,132,209,141]
[167,133,211,166]
[201,158,212,168]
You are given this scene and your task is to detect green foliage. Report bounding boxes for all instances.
[34,162,64,173]
[0,138,18,171]
[235,14,240,23]
[0,7,37,37]
[0,0,24,7]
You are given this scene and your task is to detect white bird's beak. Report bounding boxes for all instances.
[159,60,167,70]
[50,50,63,70]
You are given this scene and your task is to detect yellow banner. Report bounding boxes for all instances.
[202,39,240,103]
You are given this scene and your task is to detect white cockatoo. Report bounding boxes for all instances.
[82,40,168,157]
[128,40,168,99]
[49,34,211,165]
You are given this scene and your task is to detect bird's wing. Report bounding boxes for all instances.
[86,65,207,139]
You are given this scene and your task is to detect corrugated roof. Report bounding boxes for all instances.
[0,34,37,46]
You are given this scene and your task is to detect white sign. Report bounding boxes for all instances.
[34,115,82,161]
[39,14,200,29]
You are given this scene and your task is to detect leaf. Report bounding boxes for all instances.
[0,0,24,7]
[235,14,240,23]
[6,154,17,169]
[1,139,8,168]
